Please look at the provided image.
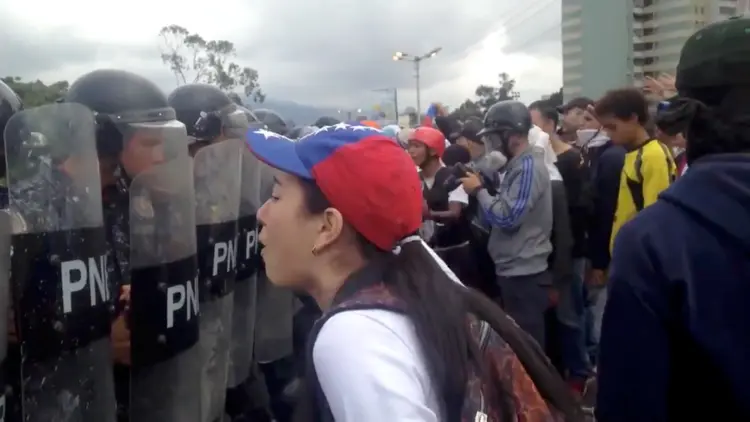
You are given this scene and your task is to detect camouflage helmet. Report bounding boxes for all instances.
[676,16,750,91]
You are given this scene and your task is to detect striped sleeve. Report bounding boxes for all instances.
[476,154,536,230]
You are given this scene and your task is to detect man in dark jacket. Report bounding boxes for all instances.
[580,108,625,360]
[596,16,750,422]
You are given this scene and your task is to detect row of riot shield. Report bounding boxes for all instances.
[0,103,296,422]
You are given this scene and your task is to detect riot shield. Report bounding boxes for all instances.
[0,212,10,422]
[253,162,295,363]
[227,145,261,388]
[129,155,200,422]
[193,140,241,422]
[3,103,117,421]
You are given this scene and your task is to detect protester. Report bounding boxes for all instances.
[461,101,553,348]
[530,101,593,395]
[408,127,481,289]
[558,97,595,146]
[596,16,750,422]
[246,123,580,421]
[591,88,675,251]
[578,108,624,362]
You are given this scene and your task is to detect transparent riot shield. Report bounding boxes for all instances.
[3,103,117,421]
[227,144,261,388]
[0,211,10,422]
[193,140,241,422]
[129,155,200,422]
[253,162,295,363]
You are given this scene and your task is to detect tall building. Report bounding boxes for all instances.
[562,0,744,102]
[561,0,633,102]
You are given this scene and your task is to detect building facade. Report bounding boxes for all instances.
[562,0,744,103]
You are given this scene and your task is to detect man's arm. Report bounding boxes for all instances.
[596,216,671,422]
[476,154,537,231]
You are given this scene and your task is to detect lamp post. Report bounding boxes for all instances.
[392,47,441,117]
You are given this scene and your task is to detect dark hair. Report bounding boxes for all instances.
[594,88,649,125]
[664,85,750,163]
[442,144,471,166]
[294,179,518,420]
[528,101,559,127]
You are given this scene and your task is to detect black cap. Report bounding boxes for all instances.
[556,97,594,114]
[459,120,483,144]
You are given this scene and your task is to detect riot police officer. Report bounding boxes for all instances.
[253,109,289,135]
[168,83,274,422]
[0,80,23,208]
[64,69,201,422]
[3,99,116,421]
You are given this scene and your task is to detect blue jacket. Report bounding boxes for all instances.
[596,154,750,421]
[585,141,625,270]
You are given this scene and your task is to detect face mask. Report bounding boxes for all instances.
[575,128,599,147]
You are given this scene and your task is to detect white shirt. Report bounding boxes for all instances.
[528,125,563,181]
[313,309,442,422]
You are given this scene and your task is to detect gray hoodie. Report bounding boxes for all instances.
[476,146,553,277]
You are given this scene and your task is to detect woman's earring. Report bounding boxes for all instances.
[311,246,319,256]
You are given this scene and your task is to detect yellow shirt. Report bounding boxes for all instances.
[610,139,675,252]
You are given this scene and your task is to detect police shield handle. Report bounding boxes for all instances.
[112,285,131,365]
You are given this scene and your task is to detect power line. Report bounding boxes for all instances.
[455,0,560,61]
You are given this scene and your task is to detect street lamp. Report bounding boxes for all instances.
[392,47,442,117]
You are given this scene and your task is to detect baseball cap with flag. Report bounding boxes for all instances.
[246,124,423,250]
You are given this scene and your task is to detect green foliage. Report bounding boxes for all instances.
[449,72,519,121]
[158,24,265,103]
[474,72,516,112]
[1,76,69,107]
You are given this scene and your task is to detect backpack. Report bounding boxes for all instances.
[305,282,585,422]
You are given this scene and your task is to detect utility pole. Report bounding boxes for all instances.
[392,47,441,115]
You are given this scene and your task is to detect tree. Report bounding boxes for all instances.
[543,87,564,108]
[448,99,483,121]
[1,77,69,107]
[158,25,265,103]
[474,72,516,113]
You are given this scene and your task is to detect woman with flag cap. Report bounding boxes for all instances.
[245,123,580,421]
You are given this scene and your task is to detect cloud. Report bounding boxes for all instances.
[0,0,563,110]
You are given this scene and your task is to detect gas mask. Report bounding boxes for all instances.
[473,150,507,181]
[481,131,511,162]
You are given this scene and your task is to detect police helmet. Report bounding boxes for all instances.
[168,84,250,142]
[313,116,340,128]
[64,69,179,157]
[236,106,266,130]
[478,100,532,137]
[0,79,23,149]
[253,109,289,135]
[287,125,317,140]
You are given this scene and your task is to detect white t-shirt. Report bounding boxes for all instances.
[313,309,442,422]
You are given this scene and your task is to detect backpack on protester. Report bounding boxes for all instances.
[303,281,586,422]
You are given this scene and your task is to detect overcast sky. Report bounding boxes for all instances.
[0,0,563,110]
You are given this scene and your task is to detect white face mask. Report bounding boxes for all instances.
[473,150,507,180]
[575,128,600,147]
